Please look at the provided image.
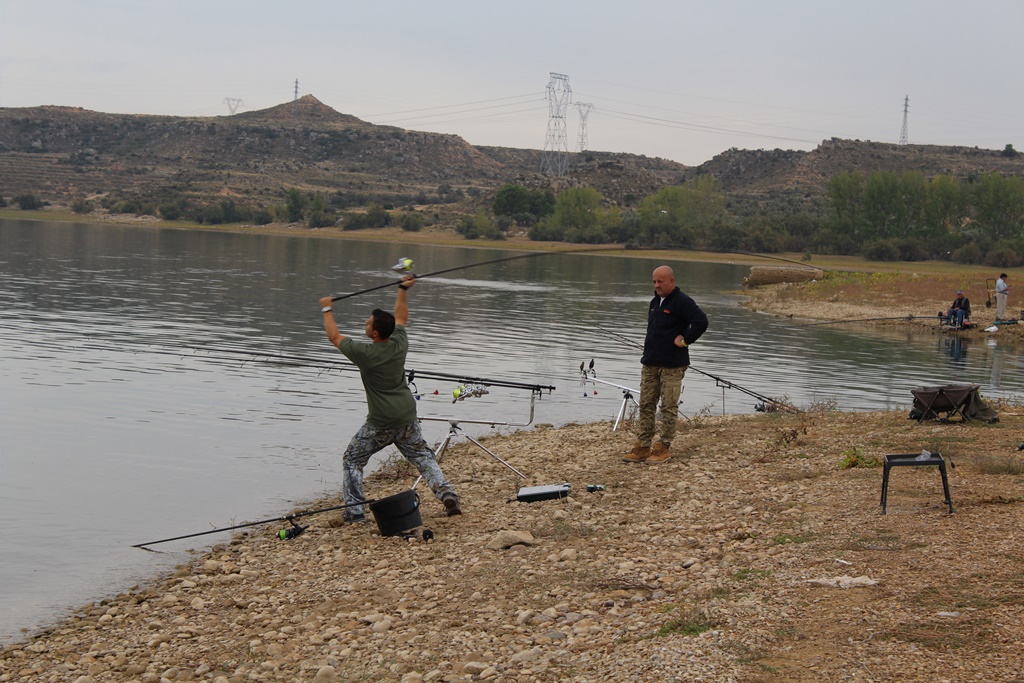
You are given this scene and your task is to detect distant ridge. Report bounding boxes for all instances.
[1,96,1021,217]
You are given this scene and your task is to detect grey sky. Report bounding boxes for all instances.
[1,0,1020,166]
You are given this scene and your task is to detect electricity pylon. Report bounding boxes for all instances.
[899,95,909,145]
[575,102,594,153]
[540,73,572,176]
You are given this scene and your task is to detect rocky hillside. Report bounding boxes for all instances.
[686,138,1024,196]
[1,96,1022,215]
[0,96,685,210]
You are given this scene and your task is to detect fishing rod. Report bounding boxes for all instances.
[798,315,937,327]
[132,499,372,550]
[179,344,555,391]
[329,245,620,303]
[96,340,558,394]
[589,324,799,413]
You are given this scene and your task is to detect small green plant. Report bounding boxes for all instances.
[772,532,815,545]
[646,607,716,638]
[839,447,881,469]
[732,568,772,581]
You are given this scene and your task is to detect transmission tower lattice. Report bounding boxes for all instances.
[899,95,909,145]
[540,73,572,176]
[575,102,594,153]
[294,79,300,101]
[223,97,243,115]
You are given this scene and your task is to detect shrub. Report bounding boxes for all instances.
[71,197,92,214]
[952,243,983,264]
[399,212,424,232]
[14,193,43,210]
[863,239,900,261]
[307,210,335,228]
[253,207,274,225]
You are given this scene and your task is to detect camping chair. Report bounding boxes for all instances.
[986,278,997,309]
[910,384,981,422]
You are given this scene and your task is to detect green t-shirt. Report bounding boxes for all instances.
[338,325,417,429]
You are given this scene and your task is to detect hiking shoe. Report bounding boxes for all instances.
[646,442,672,464]
[442,494,462,516]
[623,444,651,463]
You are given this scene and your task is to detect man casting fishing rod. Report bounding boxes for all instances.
[319,276,462,522]
[624,265,708,464]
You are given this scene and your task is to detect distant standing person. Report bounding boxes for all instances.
[319,277,461,522]
[996,273,1010,320]
[624,265,708,464]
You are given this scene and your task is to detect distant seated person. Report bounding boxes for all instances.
[947,289,971,327]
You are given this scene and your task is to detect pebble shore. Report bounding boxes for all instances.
[3,410,1024,682]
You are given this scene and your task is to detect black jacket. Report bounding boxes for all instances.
[642,287,709,367]
[950,296,971,319]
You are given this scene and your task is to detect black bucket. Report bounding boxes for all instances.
[369,490,421,536]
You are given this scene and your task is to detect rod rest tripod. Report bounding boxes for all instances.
[418,389,545,481]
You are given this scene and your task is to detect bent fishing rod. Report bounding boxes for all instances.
[328,245,621,303]
[132,499,374,550]
[590,324,799,413]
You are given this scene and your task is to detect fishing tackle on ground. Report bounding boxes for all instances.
[278,521,308,540]
[131,499,374,550]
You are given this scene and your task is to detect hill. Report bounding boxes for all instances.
[0,96,685,212]
[1,96,1022,219]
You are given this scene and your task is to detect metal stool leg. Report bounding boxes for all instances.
[880,459,892,514]
[939,460,955,514]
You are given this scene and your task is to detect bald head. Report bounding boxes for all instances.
[652,266,676,298]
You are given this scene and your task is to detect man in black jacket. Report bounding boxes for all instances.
[624,265,709,464]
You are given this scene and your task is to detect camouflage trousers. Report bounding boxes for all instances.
[637,365,687,447]
[342,420,456,520]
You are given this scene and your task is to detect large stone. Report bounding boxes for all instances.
[486,530,535,550]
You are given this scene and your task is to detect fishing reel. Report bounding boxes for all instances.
[277,520,308,540]
[452,383,489,403]
[391,257,414,273]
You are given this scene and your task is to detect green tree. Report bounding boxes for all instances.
[634,178,726,248]
[552,187,603,233]
[973,173,1024,242]
[924,174,966,239]
[284,188,308,223]
[826,171,866,240]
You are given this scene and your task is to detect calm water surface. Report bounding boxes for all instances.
[1,219,1021,643]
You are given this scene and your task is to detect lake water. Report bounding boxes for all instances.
[1,218,1021,643]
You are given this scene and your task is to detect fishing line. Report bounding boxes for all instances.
[587,323,799,412]
[328,245,621,303]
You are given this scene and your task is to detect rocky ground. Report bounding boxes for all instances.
[3,404,1024,683]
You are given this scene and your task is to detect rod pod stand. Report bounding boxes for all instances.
[412,389,545,487]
